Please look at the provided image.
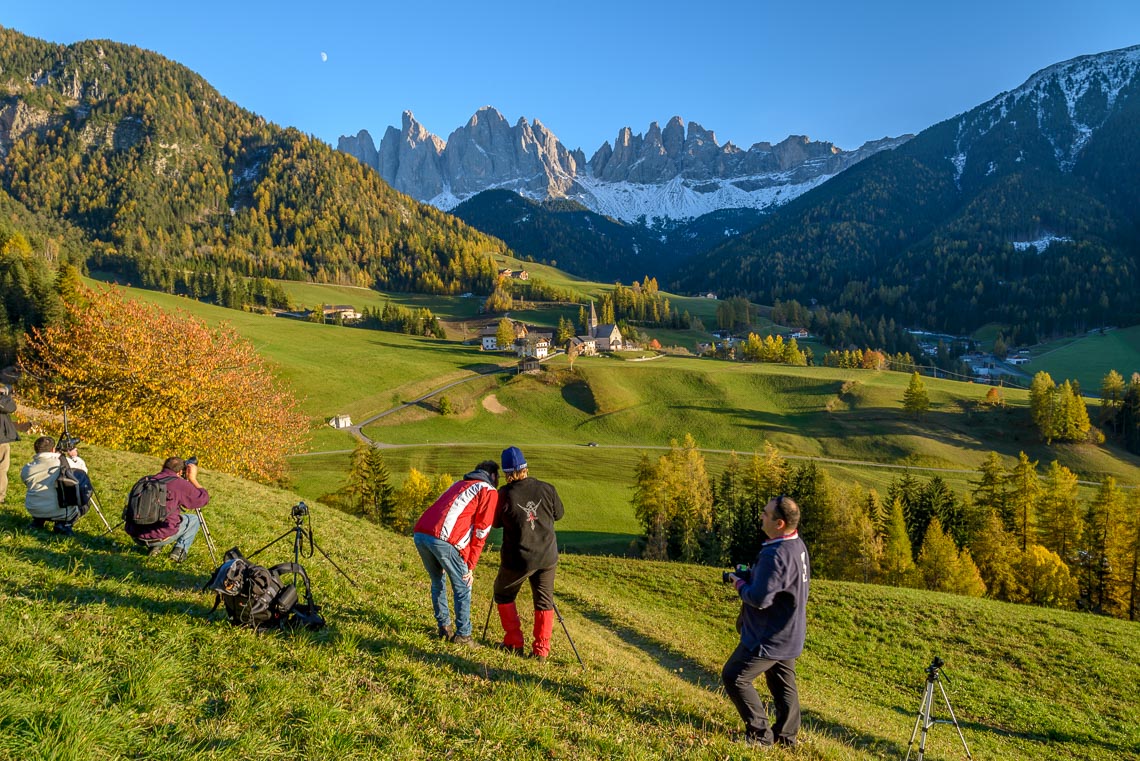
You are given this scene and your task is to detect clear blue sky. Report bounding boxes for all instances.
[3,2,1138,155]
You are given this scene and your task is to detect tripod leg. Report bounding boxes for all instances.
[937,679,973,760]
[88,495,113,532]
[906,681,935,761]
[918,681,936,761]
[552,602,585,668]
[308,534,359,587]
[196,511,219,566]
[905,685,926,761]
[247,528,298,559]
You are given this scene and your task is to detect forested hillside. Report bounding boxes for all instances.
[0,27,510,298]
[675,47,1140,343]
[0,186,92,365]
[451,189,767,282]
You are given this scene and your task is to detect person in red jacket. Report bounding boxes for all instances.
[412,460,499,645]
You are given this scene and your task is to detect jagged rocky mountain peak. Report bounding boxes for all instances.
[340,106,910,222]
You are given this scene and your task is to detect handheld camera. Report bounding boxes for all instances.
[722,564,752,584]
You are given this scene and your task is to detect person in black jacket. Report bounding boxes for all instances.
[0,383,19,507]
[492,446,564,660]
[722,494,811,749]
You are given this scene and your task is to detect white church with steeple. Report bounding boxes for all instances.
[585,301,623,353]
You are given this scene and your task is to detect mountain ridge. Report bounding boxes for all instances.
[0,26,511,297]
[673,43,1140,339]
[338,108,911,223]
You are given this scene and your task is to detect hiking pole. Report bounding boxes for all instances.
[197,510,219,566]
[553,601,585,668]
[481,597,495,643]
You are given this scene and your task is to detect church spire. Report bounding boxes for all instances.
[588,300,598,337]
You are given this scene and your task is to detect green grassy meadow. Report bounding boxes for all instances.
[1025,325,1140,391]
[104,283,1140,557]
[2,439,1137,760]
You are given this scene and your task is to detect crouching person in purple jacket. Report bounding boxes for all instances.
[722,494,811,749]
[125,457,210,563]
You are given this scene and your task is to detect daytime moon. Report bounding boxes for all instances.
[320,51,328,62]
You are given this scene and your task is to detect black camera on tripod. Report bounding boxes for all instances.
[291,501,309,520]
[722,564,752,584]
[925,655,945,676]
[181,455,199,475]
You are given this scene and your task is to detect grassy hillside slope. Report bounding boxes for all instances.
[364,356,1140,480]
[1,440,1137,760]
[1026,325,1140,392]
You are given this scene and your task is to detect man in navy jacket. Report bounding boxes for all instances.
[722,494,811,748]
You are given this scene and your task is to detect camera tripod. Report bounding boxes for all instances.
[905,656,972,761]
[248,502,358,589]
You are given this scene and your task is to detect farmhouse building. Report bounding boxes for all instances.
[516,335,551,359]
[570,335,597,356]
[480,320,534,351]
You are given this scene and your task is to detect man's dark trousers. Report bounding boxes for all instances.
[722,643,801,746]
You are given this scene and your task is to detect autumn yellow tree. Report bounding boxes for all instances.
[631,434,713,562]
[393,467,453,534]
[19,284,307,482]
[1012,545,1078,608]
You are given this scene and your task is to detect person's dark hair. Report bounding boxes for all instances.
[476,460,499,485]
[772,494,801,531]
[34,435,55,454]
[163,456,185,473]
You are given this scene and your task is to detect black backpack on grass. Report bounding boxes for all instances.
[56,458,93,518]
[123,474,176,526]
[205,548,324,631]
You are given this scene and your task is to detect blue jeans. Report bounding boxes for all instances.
[413,532,472,636]
[139,512,201,553]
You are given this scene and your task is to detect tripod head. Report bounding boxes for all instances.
[57,400,80,452]
[925,655,951,684]
[291,501,309,525]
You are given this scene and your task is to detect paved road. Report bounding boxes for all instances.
[346,364,514,445]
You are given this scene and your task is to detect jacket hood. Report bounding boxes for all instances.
[464,469,496,486]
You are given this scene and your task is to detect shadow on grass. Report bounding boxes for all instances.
[802,711,912,758]
[6,543,214,617]
[558,530,639,557]
[670,402,1014,458]
[1,516,221,612]
[561,379,597,415]
[553,588,722,691]
[459,362,514,375]
[353,629,723,735]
